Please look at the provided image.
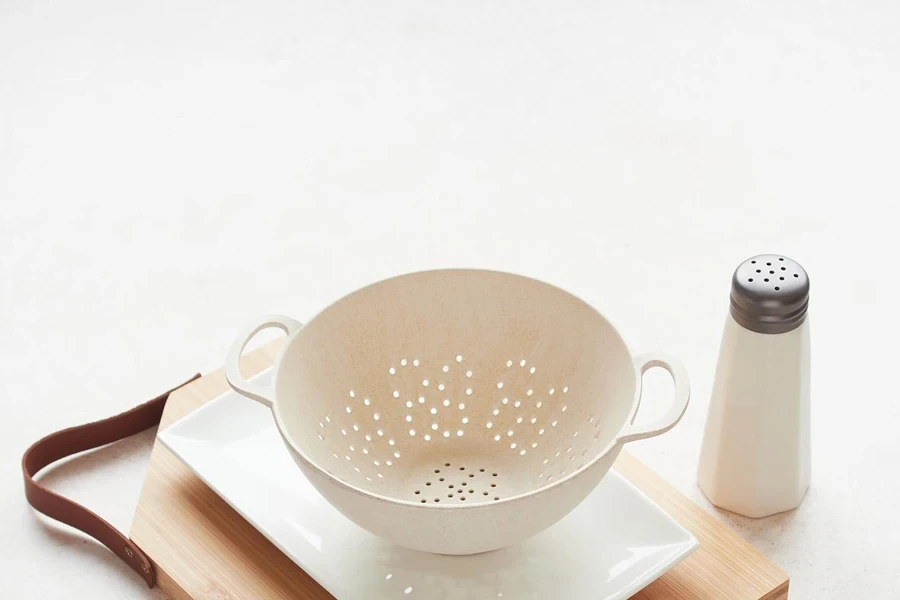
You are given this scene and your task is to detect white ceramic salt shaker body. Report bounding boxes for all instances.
[698,254,811,518]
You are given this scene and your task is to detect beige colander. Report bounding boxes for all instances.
[225,269,689,555]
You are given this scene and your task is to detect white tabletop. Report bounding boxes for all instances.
[1,2,896,598]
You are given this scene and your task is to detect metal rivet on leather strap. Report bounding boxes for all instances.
[125,547,134,559]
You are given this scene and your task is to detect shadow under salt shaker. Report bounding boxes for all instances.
[697,254,811,518]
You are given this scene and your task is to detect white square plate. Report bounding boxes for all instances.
[159,370,697,600]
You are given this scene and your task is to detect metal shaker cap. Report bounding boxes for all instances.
[730,254,809,334]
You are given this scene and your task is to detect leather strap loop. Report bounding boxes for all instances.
[22,374,201,587]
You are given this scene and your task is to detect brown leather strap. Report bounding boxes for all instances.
[22,375,201,587]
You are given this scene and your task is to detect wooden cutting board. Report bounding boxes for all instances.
[130,342,789,599]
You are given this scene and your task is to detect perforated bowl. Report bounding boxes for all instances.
[225,269,689,555]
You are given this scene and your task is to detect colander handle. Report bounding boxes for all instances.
[224,314,303,409]
[616,353,690,445]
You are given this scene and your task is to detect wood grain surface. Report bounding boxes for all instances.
[130,341,788,600]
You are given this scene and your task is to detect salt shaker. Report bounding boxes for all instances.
[697,254,810,518]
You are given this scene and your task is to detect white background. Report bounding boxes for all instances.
[2,1,898,598]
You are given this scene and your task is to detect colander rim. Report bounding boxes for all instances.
[271,268,640,510]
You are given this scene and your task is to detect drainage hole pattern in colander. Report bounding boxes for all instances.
[315,355,605,505]
[414,465,502,503]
